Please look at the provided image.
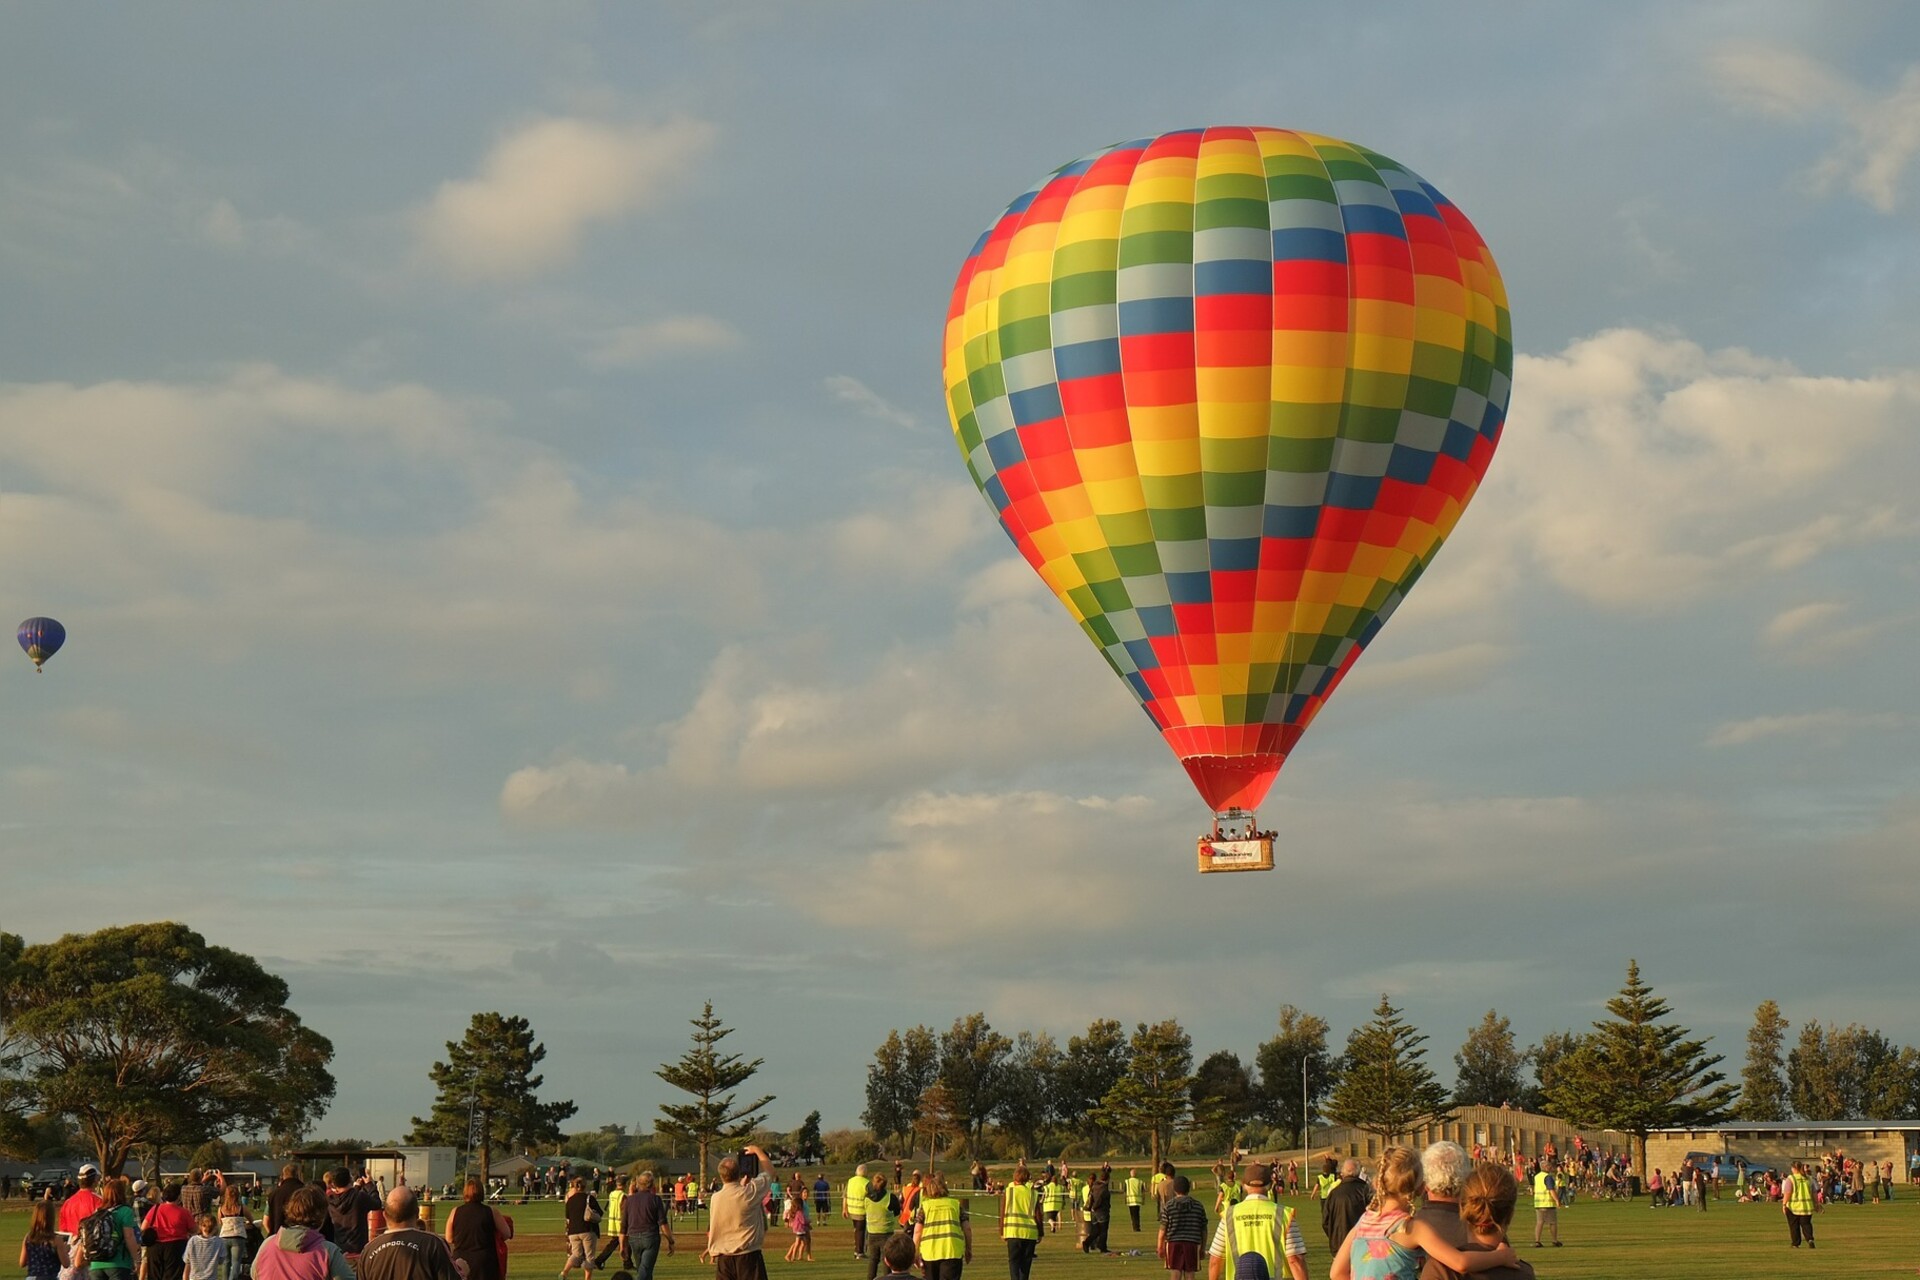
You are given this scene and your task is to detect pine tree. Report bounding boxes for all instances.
[1543,960,1736,1176]
[1453,1011,1531,1108]
[1325,996,1453,1144]
[1090,1020,1193,1169]
[793,1110,825,1163]
[1736,1000,1790,1121]
[655,1002,774,1186]
[409,1013,576,1183]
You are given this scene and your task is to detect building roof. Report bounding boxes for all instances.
[1650,1120,1920,1134]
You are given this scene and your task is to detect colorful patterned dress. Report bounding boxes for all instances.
[1348,1207,1423,1280]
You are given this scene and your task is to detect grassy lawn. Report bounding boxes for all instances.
[7,1189,1917,1280]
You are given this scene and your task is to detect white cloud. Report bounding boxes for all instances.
[0,367,762,676]
[414,116,717,279]
[582,315,741,367]
[1705,709,1904,747]
[1711,46,1920,212]
[1450,328,1920,612]
[500,588,1146,827]
[792,788,1163,945]
[825,374,917,429]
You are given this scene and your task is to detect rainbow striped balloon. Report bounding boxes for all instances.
[942,127,1512,817]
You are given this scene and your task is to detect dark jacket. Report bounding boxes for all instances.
[1321,1176,1370,1254]
[1413,1199,1471,1280]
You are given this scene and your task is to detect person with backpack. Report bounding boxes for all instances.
[80,1177,142,1280]
[1203,1164,1306,1280]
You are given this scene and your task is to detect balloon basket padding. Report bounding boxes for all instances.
[1196,834,1274,874]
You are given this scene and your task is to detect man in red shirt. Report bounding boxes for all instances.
[56,1165,104,1243]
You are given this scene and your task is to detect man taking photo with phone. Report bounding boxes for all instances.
[707,1146,773,1280]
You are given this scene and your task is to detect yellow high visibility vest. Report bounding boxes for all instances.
[846,1175,869,1217]
[1316,1173,1337,1200]
[866,1192,896,1236]
[607,1189,624,1229]
[919,1196,965,1261]
[1532,1172,1555,1209]
[1043,1182,1067,1212]
[1222,1197,1291,1280]
[1125,1177,1143,1207]
[1001,1184,1039,1241]
[1786,1173,1814,1215]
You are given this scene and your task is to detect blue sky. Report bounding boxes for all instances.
[3,1,1918,1141]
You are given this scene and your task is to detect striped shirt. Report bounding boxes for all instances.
[1162,1195,1209,1246]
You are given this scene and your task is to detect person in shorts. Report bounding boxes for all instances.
[561,1176,602,1280]
[1157,1177,1207,1280]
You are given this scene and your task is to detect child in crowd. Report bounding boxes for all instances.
[56,1229,87,1280]
[19,1199,65,1280]
[783,1183,812,1262]
[185,1214,225,1280]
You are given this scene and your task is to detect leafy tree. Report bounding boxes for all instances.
[1253,1005,1338,1145]
[0,924,336,1174]
[654,1002,774,1186]
[864,1026,938,1153]
[793,1110,825,1163]
[994,1031,1060,1157]
[408,1013,576,1183]
[1543,960,1735,1175]
[1326,996,1453,1145]
[1058,1018,1130,1147]
[938,1013,1012,1153]
[1189,1051,1257,1148]
[1091,1020,1193,1169]
[1528,1031,1583,1114]
[1453,1011,1531,1108]
[189,1138,235,1172]
[1736,1000,1791,1121]
[914,1081,967,1167]
[1786,1022,1916,1119]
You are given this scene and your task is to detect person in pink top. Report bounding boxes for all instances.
[250,1188,353,1280]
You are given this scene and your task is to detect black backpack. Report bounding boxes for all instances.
[81,1207,122,1261]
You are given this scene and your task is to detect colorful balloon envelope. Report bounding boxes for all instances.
[942,126,1512,829]
[17,617,66,671]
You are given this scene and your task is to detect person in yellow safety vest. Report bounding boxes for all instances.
[1783,1161,1818,1250]
[1204,1164,1306,1280]
[1041,1174,1067,1233]
[862,1174,901,1280]
[1125,1169,1145,1233]
[1149,1165,1169,1224]
[1314,1158,1339,1202]
[1530,1159,1561,1248]
[1001,1167,1041,1280]
[912,1171,972,1280]
[1214,1163,1241,1218]
[845,1164,871,1262]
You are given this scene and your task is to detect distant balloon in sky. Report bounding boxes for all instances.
[941,126,1512,870]
[18,617,66,671]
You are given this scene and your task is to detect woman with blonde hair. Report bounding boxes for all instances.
[1328,1149,1516,1280]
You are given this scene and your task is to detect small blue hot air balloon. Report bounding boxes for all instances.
[17,617,65,671]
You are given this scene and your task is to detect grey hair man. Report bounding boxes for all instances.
[1413,1142,1474,1280]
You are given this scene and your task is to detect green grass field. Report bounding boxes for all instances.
[7,1189,1917,1280]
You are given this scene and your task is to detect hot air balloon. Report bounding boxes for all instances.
[17,617,65,671]
[942,127,1511,872]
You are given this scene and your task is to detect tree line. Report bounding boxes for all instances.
[858,961,1920,1178]
[8,924,1919,1180]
